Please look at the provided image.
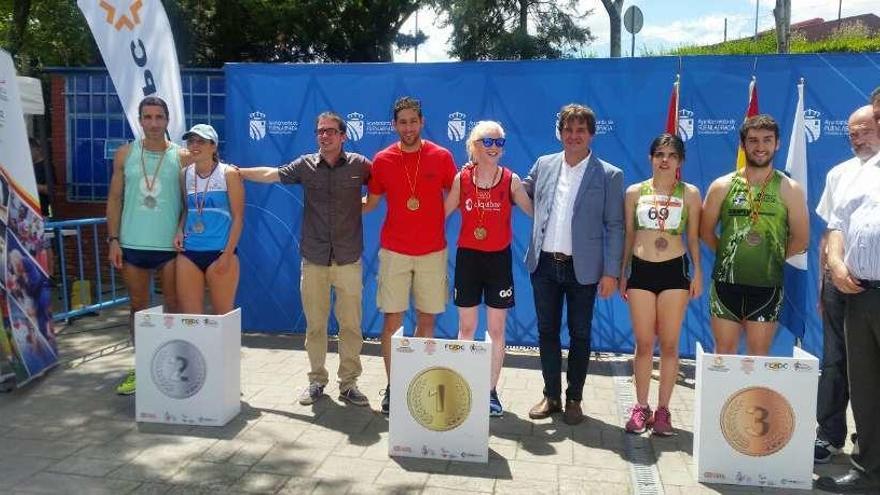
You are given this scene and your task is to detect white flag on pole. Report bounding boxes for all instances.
[77,0,185,141]
[785,81,808,270]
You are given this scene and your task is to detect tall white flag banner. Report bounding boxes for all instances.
[77,0,185,141]
[784,82,808,270]
[0,51,38,201]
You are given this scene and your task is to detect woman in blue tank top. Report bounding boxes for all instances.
[174,124,244,314]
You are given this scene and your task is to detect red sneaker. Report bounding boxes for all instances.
[652,406,675,436]
[625,404,652,434]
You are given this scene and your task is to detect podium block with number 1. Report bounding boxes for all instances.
[388,327,490,463]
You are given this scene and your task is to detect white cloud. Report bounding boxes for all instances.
[392,8,453,63]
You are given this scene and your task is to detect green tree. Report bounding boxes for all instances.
[167,0,427,65]
[432,0,594,60]
[0,0,97,74]
[2,0,427,71]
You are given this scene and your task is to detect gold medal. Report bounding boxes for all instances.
[654,236,668,251]
[192,220,205,234]
[745,231,763,247]
[406,367,472,432]
[143,195,157,209]
[473,226,488,240]
[720,386,795,457]
[406,196,420,211]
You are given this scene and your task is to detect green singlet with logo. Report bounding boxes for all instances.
[712,170,788,287]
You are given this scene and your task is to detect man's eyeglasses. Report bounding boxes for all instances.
[315,128,342,136]
[479,137,506,148]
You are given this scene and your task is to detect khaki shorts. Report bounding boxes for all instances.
[377,248,448,314]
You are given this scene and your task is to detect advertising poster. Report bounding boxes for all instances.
[0,49,56,388]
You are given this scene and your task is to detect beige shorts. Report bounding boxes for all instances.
[377,248,448,314]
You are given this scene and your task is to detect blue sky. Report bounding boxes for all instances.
[393,0,877,62]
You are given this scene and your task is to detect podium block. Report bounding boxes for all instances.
[388,328,490,463]
[694,343,818,490]
[135,306,241,426]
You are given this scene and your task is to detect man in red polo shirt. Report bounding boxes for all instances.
[364,96,457,415]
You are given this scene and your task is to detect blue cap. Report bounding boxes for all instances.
[182,123,219,143]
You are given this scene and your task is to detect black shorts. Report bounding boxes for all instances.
[710,280,784,322]
[454,247,514,309]
[122,248,176,270]
[182,250,223,273]
[627,255,690,295]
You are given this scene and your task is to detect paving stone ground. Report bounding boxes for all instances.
[0,309,856,494]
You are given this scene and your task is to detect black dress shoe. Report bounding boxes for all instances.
[816,469,880,493]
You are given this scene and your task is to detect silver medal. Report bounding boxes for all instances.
[150,339,207,399]
[143,195,158,209]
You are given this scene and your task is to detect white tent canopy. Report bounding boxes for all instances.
[17,76,44,116]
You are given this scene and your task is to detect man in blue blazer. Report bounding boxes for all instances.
[523,103,625,425]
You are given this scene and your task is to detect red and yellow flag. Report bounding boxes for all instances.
[665,75,680,135]
[735,77,760,171]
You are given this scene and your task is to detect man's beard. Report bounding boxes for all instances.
[746,151,774,168]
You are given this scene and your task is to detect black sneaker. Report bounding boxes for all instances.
[814,437,841,464]
[381,385,390,415]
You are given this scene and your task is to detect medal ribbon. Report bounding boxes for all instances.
[651,179,677,234]
[401,145,421,202]
[193,164,217,219]
[473,165,501,230]
[140,141,169,196]
[741,170,773,226]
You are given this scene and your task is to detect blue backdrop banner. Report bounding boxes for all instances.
[224,53,880,359]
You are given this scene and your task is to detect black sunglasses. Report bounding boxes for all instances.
[479,137,506,148]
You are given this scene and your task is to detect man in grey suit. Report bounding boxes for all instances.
[523,103,625,425]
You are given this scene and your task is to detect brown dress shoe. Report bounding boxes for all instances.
[528,397,562,419]
[564,400,584,425]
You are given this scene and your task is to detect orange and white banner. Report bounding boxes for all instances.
[77,0,185,141]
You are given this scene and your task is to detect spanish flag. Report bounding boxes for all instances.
[735,77,760,171]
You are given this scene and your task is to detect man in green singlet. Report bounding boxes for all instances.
[700,114,809,356]
[106,96,196,395]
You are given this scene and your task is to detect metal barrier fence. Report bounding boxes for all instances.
[47,217,129,321]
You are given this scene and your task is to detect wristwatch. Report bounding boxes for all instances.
[107,236,119,244]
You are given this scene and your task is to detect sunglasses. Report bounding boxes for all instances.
[315,128,342,136]
[479,137,506,148]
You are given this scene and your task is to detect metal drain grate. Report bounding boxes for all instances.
[610,360,665,495]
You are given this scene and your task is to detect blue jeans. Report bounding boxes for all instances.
[530,253,597,402]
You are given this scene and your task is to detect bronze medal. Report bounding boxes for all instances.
[720,386,795,457]
[192,219,205,234]
[406,196,420,211]
[473,226,488,240]
[143,195,157,209]
[654,236,668,251]
[746,231,763,247]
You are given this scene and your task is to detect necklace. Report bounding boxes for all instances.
[651,179,677,251]
[402,144,422,211]
[741,169,773,247]
[472,165,501,241]
[191,163,218,234]
[140,140,169,209]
